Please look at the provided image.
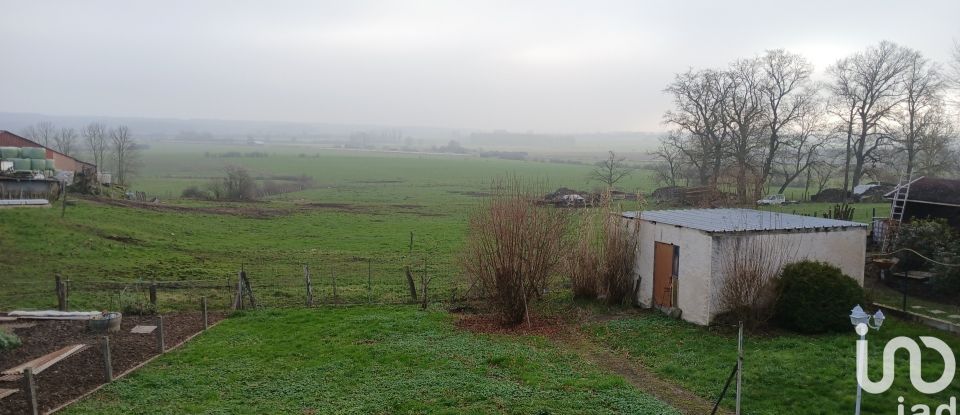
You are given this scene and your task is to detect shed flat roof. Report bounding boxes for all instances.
[622,208,866,233]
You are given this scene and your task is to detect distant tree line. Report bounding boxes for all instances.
[654,41,960,203]
[20,121,140,186]
[203,151,269,158]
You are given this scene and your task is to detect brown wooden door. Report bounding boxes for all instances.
[653,242,674,307]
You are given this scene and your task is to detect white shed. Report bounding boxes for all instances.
[623,208,867,326]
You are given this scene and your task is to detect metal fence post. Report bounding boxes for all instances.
[156,315,165,353]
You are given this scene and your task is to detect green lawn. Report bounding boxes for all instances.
[586,312,960,415]
[64,306,677,415]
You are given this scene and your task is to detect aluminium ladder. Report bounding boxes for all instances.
[880,172,916,253]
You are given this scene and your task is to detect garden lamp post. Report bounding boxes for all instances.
[851,305,885,415]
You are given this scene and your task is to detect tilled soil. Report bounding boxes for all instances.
[0,312,224,414]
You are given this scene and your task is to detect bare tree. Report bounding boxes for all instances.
[914,106,959,177]
[827,41,910,192]
[757,50,815,198]
[53,127,78,156]
[811,156,840,195]
[110,125,138,186]
[649,138,684,187]
[82,122,109,169]
[774,99,831,194]
[893,49,944,176]
[589,151,634,189]
[663,69,731,186]
[21,121,57,147]
[722,58,766,203]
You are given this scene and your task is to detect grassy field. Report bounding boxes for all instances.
[587,311,960,415]
[2,143,926,414]
[0,144,891,310]
[64,306,677,415]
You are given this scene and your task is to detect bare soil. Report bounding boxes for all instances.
[0,312,224,414]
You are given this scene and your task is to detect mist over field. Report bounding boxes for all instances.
[2,2,960,414]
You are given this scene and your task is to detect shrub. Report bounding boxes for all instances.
[894,219,957,270]
[208,165,258,201]
[714,235,795,328]
[0,329,21,350]
[180,185,209,199]
[460,180,572,325]
[774,260,864,334]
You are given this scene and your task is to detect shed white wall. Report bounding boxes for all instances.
[633,220,866,326]
[633,220,714,325]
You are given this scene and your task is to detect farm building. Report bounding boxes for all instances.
[0,130,96,174]
[883,176,960,230]
[622,209,867,326]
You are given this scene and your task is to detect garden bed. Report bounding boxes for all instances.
[0,312,224,414]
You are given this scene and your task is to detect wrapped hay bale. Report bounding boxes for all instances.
[45,159,55,170]
[21,147,46,159]
[0,147,20,159]
[31,158,47,170]
[11,158,32,171]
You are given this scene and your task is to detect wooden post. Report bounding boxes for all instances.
[421,260,429,309]
[331,268,338,303]
[100,336,113,382]
[149,282,158,307]
[156,315,165,353]
[55,274,65,311]
[64,279,69,311]
[304,265,314,307]
[201,296,208,330]
[367,258,372,304]
[233,271,244,310]
[23,367,38,415]
[61,184,67,218]
[240,271,257,308]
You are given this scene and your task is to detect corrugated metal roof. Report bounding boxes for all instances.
[621,208,866,233]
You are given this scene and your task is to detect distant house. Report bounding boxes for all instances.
[0,130,97,174]
[884,176,960,230]
[622,209,866,326]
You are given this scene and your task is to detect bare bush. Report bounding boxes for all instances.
[713,234,797,327]
[566,192,641,305]
[209,165,258,201]
[460,180,572,325]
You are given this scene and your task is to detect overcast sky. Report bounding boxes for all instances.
[1,0,958,133]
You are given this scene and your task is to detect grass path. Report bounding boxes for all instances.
[557,329,729,415]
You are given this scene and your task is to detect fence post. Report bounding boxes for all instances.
[23,367,38,415]
[100,336,113,382]
[64,279,70,311]
[736,321,743,415]
[233,271,244,310]
[331,268,338,303]
[201,296,208,330]
[156,315,165,353]
[55,274,65,311]
[241,270,257,308]
[149,281,158,308]
[367,258,372,304]
[304,265,314,307]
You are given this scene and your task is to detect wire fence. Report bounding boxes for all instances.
[0,254,473,313]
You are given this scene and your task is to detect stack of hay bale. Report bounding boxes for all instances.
[0,147,55,175]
